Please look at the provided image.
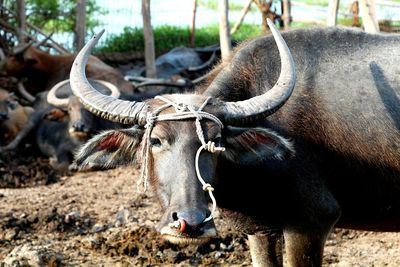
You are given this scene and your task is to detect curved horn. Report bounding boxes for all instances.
[136,79,189,89]
[48,79,121,108]
[13,32,54,56]
[13,41,34,55]
[17,82,35,103]
[70,30,148,125]
[47,80,70,107]
[0,48,4,61]
[94,80,121,98]
[188,51,217,72]
[0,48,5,69]
[221,19,296,125]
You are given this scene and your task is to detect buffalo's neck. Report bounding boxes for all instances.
[214,135,400,233]
[30,52,75,90]
[214,156,291,232]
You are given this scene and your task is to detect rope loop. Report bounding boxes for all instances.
[202,183,214,192]
[204,141,226,153]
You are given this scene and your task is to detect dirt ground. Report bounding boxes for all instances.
[0,151,400,267]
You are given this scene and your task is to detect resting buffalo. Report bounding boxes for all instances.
[125,45,219,96]
[3,43,135,99]
[70,20,400,267]
[3,79,122,171]
[0,88,33,145]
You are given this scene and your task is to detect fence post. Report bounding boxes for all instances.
[16,0,26,43]
[75,0,87,51]
[359,0,379,33]
[282,0,291,29]
[190,0,197,48]
[219,0,232,61]
[142,0,156,78]
[327,0,340,26]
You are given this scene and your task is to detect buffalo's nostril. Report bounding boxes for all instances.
[161,209,217,241]
[177,218,187,233]
[0,112,9,120]
[176,209,206,230]
[171,213,187,232]
[169,209,208,235]
[72,122,85,132]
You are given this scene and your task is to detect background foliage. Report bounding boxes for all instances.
[95,24,263,54]
[2,0,104,35]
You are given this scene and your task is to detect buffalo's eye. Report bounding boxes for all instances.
[6,100,18,110]
[150,137,162,147]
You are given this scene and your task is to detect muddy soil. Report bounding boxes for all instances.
[0,152,400,267]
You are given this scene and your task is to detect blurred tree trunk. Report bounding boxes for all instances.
[282,0,291,29]
[327,0,340,26]
[359,0,379,33]
[231,0,253,35]
[142,0,156,78]
[349,0,360,26]
[219,0,232,61]
[16,0,26,43]
[253,0,277,33]
[75,0,87,51]
[190,0,197,47]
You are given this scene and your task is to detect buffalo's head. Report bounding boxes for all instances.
[70,19,296,245]
[45,79,120,139]
[0,89,19,121]
[3,43,40,76]
[2,36,55,77]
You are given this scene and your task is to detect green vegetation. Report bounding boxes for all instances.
[4,0,104,34]
[198,0,258,12]
[337,17,358,26]
[26,0,105,33]
[299,0,329,7]
[96,24,263,54]
[290,17,357,29]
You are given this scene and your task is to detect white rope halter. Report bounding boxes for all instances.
[139,95,225,222]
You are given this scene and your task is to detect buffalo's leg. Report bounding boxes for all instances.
[283,228,332,267]
[1,109,46,150]
[248,232,283,267]
[51,149,73,172]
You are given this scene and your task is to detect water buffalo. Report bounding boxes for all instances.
[69,20,400,266]
[2,79,122,171]
[0,88,34,145]
[3,43,135,99]
[125,45,220,96]
[126,45,219,79]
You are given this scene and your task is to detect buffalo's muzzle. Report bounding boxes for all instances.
[158,208,217,245]
[71,121,88,132]
[68,128,90,139]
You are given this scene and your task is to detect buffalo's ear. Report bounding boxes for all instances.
[222,126,295,165]
[74,127,144,171]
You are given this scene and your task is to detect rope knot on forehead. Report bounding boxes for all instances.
[139,95,225,222]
